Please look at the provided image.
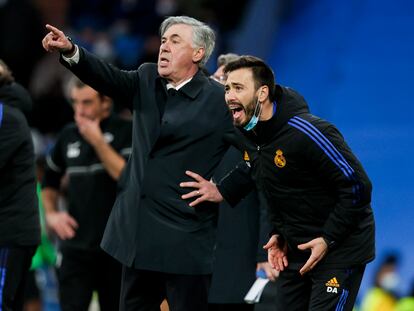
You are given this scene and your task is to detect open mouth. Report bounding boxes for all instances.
[159,56,169,66]
[228,103,245,120]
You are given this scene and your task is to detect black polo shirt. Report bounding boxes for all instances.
[42,115,132,250]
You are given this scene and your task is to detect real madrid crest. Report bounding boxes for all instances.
[274,149,286,168]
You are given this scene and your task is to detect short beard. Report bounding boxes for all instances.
[240,95,258,127]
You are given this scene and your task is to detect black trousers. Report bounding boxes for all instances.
[208,303,255,311]
[120,266,211,311]
[0,246,36,311]
[56,247,122,311]
[274,265,366,311]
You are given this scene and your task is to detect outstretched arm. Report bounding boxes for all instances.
[42,24,75,56]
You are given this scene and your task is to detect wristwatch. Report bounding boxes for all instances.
[64,36,76,56]
[322,236,336,250]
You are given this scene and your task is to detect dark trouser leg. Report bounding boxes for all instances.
[308,265,366,311]
[208,303,255,311]
[95,250,122,311]
[119,267,165,311]
[56,248,94,311]
[165,273,211,311]
[0,246,36,311]
[274,268,311,311]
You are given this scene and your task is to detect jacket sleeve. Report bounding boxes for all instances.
[60,47,140,110]
[0,105,22,169]
[305,124,372,247]
[42,133,66,190]
[216,160,256,207]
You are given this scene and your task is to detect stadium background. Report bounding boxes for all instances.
[1,0,413,303]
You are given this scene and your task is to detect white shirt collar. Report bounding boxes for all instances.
[166,77,193,90]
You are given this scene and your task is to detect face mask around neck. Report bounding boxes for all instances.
[243,97,262,131]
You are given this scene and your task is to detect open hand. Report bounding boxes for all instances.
[298,237,328,275]
[180,170,223,207]
[263,234,288,272]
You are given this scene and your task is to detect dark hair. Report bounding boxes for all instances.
[0,59,15,87]
[67,76,106,101]
[224,55,276,101]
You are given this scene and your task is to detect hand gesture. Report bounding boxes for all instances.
[42,24,74,54]
[75,115,104,147]
[180,170,224,207]
[263,234,288,272]
[46,211,78,240]
[297,237,328,275]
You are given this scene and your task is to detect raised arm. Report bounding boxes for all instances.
[42,24,139,106]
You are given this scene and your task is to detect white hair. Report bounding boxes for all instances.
[160,16,216,66]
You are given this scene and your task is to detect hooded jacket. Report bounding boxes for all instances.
[219,85,375,268]
[0,82,40,246]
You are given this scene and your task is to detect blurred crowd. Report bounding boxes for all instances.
[0,0,249,137]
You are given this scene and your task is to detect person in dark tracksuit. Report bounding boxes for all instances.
[0,59,41,311]
[42,16,234,311]
[181,56,375,311]
[41,77,132,311]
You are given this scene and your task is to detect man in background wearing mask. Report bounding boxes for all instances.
[181,55,375,311]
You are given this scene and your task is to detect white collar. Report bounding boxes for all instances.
[166,77,193,90]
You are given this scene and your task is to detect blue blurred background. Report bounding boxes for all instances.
[1,0,413,307]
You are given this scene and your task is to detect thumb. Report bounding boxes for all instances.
[297,242,311,251]
[263,240,274,250]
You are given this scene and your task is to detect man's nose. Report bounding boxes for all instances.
[160,41,170,52]
[225,90,236,102]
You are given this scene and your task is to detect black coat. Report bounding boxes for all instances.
[62,48,234,274]
[219,85,375,269]
[0,83,40,247]
[208,147,271,303]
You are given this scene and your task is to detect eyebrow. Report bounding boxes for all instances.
[228,82,244,87]
[162,34,182,41]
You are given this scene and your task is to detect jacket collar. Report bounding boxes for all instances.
[157,69,206,100]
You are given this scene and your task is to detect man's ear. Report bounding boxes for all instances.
[102,96,112,115]
[192,47,205,63]
[258,86,269,102]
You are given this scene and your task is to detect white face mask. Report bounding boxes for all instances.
[379,272,400,292]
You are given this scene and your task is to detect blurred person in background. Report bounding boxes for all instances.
[181,55,375,311]
[360,254,400,311]
[395,279,414,311]
[41,77,132,311]
[0,59,41,311]
[41,15,234,311]
[208,53,276,311]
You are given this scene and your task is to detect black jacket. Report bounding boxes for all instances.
[0,83,40,247]
[208,147,271,303]
[219,85,375,268]
[61,48,234,274]
[42,116,132,250]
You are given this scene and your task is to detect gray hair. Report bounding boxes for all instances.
[160,16,216,66]
[217,53,240,67]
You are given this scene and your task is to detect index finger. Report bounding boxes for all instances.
[299,257,315,275]
[45,24,64,36]
[185,170,204,182]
